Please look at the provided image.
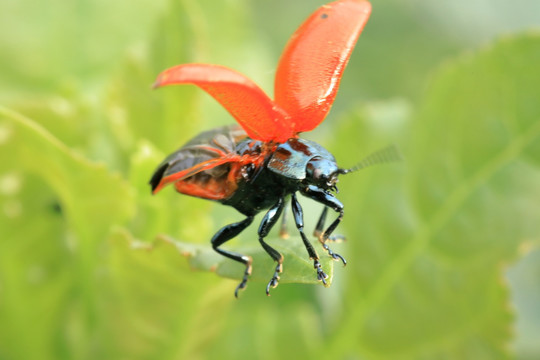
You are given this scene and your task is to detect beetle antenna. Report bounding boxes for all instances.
[339,145,402,174]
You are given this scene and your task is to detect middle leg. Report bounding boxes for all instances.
[258,197,286,295]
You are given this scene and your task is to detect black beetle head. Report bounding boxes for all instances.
[305,156,340,190]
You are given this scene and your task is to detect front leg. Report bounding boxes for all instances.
[291,193,328,285]
[314,206,346,243]
[301,185,346,265]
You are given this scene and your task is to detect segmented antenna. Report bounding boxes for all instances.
[340,145,402,174]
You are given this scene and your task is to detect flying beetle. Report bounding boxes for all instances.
[150,0,384,297]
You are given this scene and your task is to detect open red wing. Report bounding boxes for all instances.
[274,0,371,134]
[154,64,294,142]
[152,155,242,194]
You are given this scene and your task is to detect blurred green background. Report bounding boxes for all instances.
[1,0,540,359]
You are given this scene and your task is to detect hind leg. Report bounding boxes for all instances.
[211,216,254,298]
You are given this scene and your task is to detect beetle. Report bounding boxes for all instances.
[150,0,373,297]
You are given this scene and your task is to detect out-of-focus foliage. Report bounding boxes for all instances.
[1,0,539,359]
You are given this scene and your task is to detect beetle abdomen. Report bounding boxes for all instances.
[149,125,248,200]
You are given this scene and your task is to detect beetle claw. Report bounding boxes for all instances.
[234,280,247,298]
[234,263,252,298]
[314,259,329,286]
[266,263,282,296]
[322,243,347,266]
[331,252,347,266]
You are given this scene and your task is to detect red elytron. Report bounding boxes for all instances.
[150,0,372,296]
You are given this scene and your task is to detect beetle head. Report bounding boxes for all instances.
[305,156,340,191]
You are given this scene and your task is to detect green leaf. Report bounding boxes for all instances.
[0,106,135,237]
[2,0,540,358]
[102,227,232,360]
[156,234,335,286]
[324,33,540,359]
[0,0,168,96]
[0,173,71,360]
[0,106,135,358]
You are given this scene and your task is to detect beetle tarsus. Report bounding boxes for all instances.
[321,242,347,265]
[234,274,249,298]
[314,260,328,285]
[327,234,346,243]
[265,263,282,296]
[234,259,252,298]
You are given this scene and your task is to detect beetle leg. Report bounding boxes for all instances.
[211,215,255,298]
[301,186,347,265]
[314,206,346,242]
[313,206,328,238]
[279,199,290,239]
[291,193,328,285]
[258,197,286,295]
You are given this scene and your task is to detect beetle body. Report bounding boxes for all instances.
[150,0,372,296]
[151,126,341,216]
